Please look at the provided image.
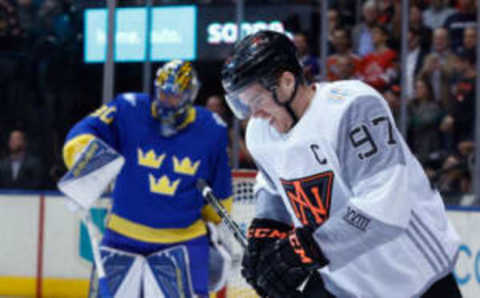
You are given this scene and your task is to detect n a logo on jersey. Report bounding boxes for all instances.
[280,171,334,227]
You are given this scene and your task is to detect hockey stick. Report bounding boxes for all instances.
[58,138,124,298]
[70,201,113,298]
[196,179,248,249]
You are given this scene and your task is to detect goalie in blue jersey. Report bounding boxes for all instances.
[62,60,233,298]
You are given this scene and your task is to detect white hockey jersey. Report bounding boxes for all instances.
[246,80,460,297]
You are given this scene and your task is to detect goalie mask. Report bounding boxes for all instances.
[221,30,304,122]
[153,60,200,137]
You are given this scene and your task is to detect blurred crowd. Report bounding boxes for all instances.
[0,0,478,205]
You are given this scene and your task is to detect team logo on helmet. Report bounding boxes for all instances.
[153,60,200,137]
[155,60,195,95]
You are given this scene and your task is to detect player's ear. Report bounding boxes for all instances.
[277,71,296,102]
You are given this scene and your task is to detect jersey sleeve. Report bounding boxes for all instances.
[62,98,122,169]
[314,94,413,270]
[201,125,233,224]
[254,170,293,224]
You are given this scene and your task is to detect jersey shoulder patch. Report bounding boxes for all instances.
[323,81,382,112]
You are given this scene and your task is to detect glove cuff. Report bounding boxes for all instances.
[290,226,329,269]
[248,218,292,239]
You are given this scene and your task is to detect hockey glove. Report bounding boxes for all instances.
[241,218,292,297]
[255,226,329,298]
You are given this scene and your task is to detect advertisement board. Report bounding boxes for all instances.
[84,4,312,62]
[84,6,196,62]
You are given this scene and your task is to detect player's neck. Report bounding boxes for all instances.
[290,83,315,119]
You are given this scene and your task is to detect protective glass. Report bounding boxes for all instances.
[225,83,268,120]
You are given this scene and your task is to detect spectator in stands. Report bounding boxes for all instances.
[457,27,476,58]
[329,0,355,27]
[440,48,476,150]
[409,4,432,50]
[443,0,476,50]
[17,0,40,48]
[326,27,361,81]
[205,94,230,125]
[405,27,428,100]
[333,55,358,81]
[0,129,44,189]
[352,0,377,57]
[422,0,456,30]
[376,0,395,27]
[293,31,320,82]
[436,152,472,199]
[418,28,457,107]
[358,24,398,92]
[382,82,402,124]
[0,0,24,51]
[437,47,476,197]
[408,77,444,163]
[327,8,341,50]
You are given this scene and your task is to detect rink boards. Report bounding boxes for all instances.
[0,192,479,297]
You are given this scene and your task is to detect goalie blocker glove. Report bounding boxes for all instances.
[255,225,329,298]
[242,218,291,297]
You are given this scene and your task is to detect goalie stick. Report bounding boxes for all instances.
[58,138,124,298]
[74,202,112,298]
[196,179,247,249]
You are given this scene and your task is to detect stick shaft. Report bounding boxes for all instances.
[199,182,248,249]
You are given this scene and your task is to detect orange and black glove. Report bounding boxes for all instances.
[241,218,291,297]
[255,226,329,298]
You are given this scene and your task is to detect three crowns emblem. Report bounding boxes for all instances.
[138,149,165,169]
[138,148,200,196]
[149,174,180,196]
[173,156,201,175]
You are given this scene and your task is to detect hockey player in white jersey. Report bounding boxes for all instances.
[221,30,462,298]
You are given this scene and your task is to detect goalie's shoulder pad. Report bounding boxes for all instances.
[195,106,228,129]
[116,92,150,108]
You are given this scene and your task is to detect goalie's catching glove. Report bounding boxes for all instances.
[255,225,329,298]
[241,218,292,297]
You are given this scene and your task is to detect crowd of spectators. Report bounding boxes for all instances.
[318,0,478,204]
[0,0,478,205]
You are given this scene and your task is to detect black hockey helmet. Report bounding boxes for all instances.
[221,30,304,120]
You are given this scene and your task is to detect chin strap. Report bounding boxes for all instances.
[270,78,300,126]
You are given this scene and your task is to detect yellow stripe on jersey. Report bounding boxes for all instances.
[201,196,233,224]
[62,133,96,169]
[107,214,207,243]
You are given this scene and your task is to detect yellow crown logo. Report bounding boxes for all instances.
[173,156,200,175]
[149,174,180,196]
[138,148,165,169]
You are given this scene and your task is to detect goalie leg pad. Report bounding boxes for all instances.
[180,235,209,296]
[144,245,195,298]
[103,230,209,296]
[99,246,145,298]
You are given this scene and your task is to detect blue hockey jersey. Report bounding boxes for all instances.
[63,93,232,244]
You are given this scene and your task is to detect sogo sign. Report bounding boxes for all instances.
[207,21,287,44]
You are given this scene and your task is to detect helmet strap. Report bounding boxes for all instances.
[271,78,300,125]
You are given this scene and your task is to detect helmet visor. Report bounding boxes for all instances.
[224,83,268,120]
